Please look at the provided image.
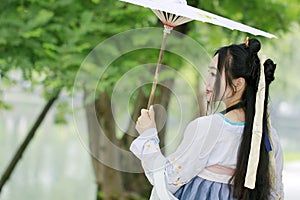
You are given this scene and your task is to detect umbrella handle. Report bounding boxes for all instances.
[147,27,171,109]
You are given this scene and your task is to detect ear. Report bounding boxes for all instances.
[233,77,246,92]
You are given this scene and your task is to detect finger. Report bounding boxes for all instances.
[137,116,141,122]
[135,123,140,133]
[141,108,147,114]
[149,105,155,120]
[137,116,147,126]
[141,109,149,116]
[141,109,151,120]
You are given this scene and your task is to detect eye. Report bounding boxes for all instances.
[210,72,216,77]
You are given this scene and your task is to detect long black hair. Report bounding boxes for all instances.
[212,38,277,200]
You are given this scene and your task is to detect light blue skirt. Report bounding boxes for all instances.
[173,176,236,200]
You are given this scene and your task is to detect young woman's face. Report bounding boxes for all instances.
[205,54,227,102]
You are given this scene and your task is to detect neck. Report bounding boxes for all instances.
[225,98,242,108]
[223,99,245,123]
[225,109,245,123]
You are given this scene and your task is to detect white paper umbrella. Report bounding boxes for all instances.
[121,0,276,38]
[121,0,276,109]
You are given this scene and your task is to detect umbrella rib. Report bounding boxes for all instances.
[152,10,166,23]
[163,12,169,23]
[167,13,174,24]
[174,16,191,26]
[171,15,180,25]
[152,9,192,27]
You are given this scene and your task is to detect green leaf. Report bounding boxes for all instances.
[27,9,54,29]
[21,28,43,38]
[91,0,100,4]
[0,100,12,110]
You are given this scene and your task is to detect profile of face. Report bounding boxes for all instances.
[205,54,230,103]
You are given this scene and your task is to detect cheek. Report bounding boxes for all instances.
[222,84,229,97]
[224,87,232,98]
[206,76,216,87]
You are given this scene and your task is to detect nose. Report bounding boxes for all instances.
[205,75,211,88]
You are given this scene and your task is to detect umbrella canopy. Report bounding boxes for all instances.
[120,0,276,38]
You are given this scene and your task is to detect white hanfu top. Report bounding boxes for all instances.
[130,113,284,199]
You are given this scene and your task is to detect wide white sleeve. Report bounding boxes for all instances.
[270,128,284,200]
[130,128,164,185]
[130,115,222,193]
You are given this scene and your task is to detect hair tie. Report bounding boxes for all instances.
[244,37,249,47]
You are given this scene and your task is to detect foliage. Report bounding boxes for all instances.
[0,100,12,110]
[0,0,157,100]
[265,24,300,103]
[53,101,71,124]
[0,0,299,100]
[188,0,300,52]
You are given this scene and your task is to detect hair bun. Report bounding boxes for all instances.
[264,59,276,84]
[248,38,261,54]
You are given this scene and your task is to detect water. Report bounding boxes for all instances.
[0,89,96,200]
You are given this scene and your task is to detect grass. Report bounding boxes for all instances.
[284,152,300,162]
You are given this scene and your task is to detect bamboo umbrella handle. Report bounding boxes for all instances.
[147,29,170,109]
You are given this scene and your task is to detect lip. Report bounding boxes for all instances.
[206,89,212,94]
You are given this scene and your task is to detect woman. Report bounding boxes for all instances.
[130,38,284,200]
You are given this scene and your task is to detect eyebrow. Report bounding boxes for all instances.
[209,66,217,70]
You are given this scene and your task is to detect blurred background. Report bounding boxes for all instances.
[0,0,299,200]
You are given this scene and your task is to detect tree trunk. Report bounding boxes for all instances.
[119,87,152,196]
[84,91,124,200]
[121,78,175,196]
[0,91,60,193]
[153,79,175,152]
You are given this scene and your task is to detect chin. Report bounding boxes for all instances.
[206,94,211,102]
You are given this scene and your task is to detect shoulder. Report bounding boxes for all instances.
[184,114,224,135]
[190,114,222,123]
[270,126,283,154]
[270,126,280,145]
[187,114,219,128]
[270,126,279,138]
